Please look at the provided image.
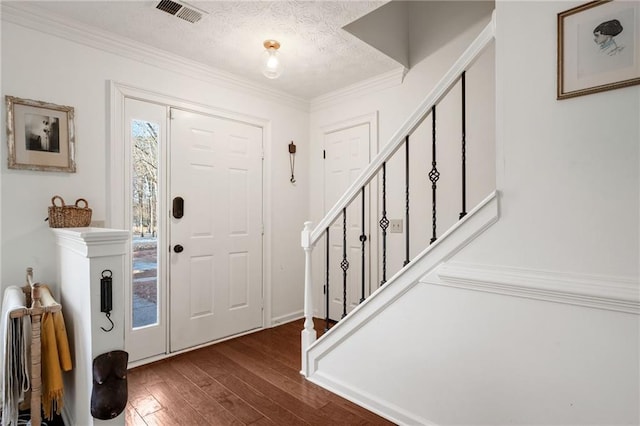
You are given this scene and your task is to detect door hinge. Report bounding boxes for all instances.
[323,149,326,159]
[323,285,326,294]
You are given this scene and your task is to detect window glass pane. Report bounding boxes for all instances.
[131,119,159,329]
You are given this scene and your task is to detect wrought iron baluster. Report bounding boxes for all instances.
[460,71,467,220]
[379,162,389,285]
[359,187,366,303]
[340,208,349,318]
[325,227,330,331]
[404,135,410,267]
[429,105,440,244]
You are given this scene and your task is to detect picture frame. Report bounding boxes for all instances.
[557,0,640,99]
[6,96,76,172]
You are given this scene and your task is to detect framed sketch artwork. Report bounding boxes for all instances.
[6,96,76,172]
[558,0,640,99]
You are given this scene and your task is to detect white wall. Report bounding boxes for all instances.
[457,0,639,278]
[0,18,309,323]
[307,1,639,424]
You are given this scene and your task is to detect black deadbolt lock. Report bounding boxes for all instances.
[172,197,184,219]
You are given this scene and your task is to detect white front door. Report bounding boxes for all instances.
[169,108,263,352]
[323,122,371,320]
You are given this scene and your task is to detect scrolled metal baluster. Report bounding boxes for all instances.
[429,105,440,244]
[340,208,349,318]
[359,187,366,304]
[379,162,389,285]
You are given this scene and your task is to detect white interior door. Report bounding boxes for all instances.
[169,108,263,352]
[324,122,370,320]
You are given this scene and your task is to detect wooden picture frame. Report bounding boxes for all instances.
[557,0,640,99]
[6,96,76,172]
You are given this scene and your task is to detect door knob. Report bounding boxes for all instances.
[173,244,184,253]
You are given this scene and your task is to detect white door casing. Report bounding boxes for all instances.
[169,108,263,352]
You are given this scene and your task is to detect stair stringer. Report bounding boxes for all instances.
[304,191,499,425]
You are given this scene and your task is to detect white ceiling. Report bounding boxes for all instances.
[19,1,402,100]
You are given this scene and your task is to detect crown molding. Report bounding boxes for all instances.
[310,67,407,112]
[1,3,309,112]
[433,262,639,314]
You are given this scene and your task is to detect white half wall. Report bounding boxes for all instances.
[313,277,639,425]
[0,16,309,323]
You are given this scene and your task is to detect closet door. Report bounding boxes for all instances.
[324,122,371,321]
[125,99,168,362]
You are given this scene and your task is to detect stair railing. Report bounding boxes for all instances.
[301,13,496,376]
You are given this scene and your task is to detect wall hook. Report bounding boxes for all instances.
[289,141,296,184]
[101,312,115,332]
[100,269,114,332]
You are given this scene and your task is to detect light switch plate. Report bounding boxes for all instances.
[390,219,403,233]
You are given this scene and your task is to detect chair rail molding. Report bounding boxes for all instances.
[433,262,640,314]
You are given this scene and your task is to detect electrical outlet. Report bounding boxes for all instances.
[390,219,403,233]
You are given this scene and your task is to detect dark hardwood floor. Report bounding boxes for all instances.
[126,319,395,425]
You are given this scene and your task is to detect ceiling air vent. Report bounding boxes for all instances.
[156,0,205,24]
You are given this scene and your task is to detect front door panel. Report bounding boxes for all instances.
[170,108,263,352]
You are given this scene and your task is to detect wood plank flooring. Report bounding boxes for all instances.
[126,319,395,425]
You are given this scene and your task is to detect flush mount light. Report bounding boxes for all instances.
[262,39,283,79]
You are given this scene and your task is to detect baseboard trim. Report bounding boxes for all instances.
[434,262,639,314]
[309,371,437,425]
[271,310,304,326]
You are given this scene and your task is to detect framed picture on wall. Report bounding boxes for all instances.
[6,96,76,172]
[557,0,640,99]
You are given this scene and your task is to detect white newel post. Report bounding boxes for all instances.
[300,221,317,377]
[51,227,130,426]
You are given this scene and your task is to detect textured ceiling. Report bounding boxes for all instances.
[22,1,401,100]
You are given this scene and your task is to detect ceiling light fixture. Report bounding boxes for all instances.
[262,40,283,79]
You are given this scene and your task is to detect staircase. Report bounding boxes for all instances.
[300,12,497,424]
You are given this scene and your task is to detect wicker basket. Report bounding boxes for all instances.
[47,195,92,228]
